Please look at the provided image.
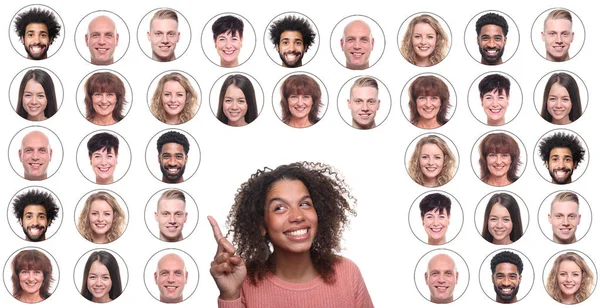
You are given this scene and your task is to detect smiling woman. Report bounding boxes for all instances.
[10,249,55,303]
[77,191,126,244]
[150,72,199,125]
[80,251,123,303]
[16,69,58,121]
[84,71,127,125]
[208,162,373,308]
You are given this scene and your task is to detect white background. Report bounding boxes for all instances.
[1,0,598,307]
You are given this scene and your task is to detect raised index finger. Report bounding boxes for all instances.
[207,216,224,242]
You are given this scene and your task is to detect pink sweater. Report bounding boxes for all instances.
[218,257,373,308]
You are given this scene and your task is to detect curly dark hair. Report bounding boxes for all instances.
[476,12,508,36]
[268,15,316,50]
[156,131,190,154]
[490,250,523,274]
[12,189,59,225]
[226,162,356,285]
[14,7,61,40]
[538,132,585,168]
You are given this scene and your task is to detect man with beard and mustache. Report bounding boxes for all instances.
[13,7,62,60]
[490,251,523,303]
[268,15,316,68]
[157,131,189,183]
[12,189,59,242]
[475,12,508,65]
[538,132,586,184]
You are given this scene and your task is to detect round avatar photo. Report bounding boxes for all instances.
[10,4,64,60]
[73,249,128,303]
[3,247,59,304]
[8,186,62,242]
[209,72,264,127]
[202,12,256,68]
[76,69,133,126]
[464,10,519,65]
[74,190,128,244]
[137,8,191,62]
[474,191,529,245]
[534,129,588,185]
[405,133,459,188]
[398,12,452,67]
[8,126,63,181]
[76,130,132,185]
[414,248,469,304]
[467,71,523,126]
[534,70,588,125]
[400,73,457,129]
[147,70,201,125]
[408,191,463,245]
[543,250,597,304]
[531,8,585,62]
[331,14,385,70]
[264,12,319,68]
[74,10,130,65]
[145,129,201,184]
[144,188,199,242]
[538,190,591,245]
[143,248,199,303]
[337,75,391,130]
[479,249,534,304]
[470,130,526,187]
[9,67,64,122]
[272,72,329,128]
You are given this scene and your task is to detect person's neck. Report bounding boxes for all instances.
[488,118,505,126]
[161,233,183,242]
[347,62,369,70]
[271,250,318,283]
[96,176,114,185]
[482,59,502,65]
[414,56,430,67]
[93,115,116,126]
[548,53,569,62]
[19,292,43,303]
[28,114,47,121]
[552,117,571,125]
[154,54,175,62]
[92,294,111,303]
[561,293,576,304]
[221,59,239,67]
[423,177,438,187]
[352,121,375,129]
[287,117,312,128]
[486,175,511,186]
[228,118,247,127]
[91,232,108,244]
[161,295,182,303]
[492,237,512,245]
[428,236,446,245]
[554,235,576,244]
[165,114,180,125]
[416,118,440,129]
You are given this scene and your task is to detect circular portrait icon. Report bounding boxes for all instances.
[143,248,199,303]
[467,71,523,126]
[400,72,457,129]
[7,186,62,242]
[272,72,329,129]
[408,190,463,245]
[474,191,529,245]
[74,189,128,244]
[531,8,585,62]
[145,128,201,184]
[330,14,385,70]
[73,248,129,303]
[76,69,133,126]
[147,70,201,125]
[533,70,588,125]
[10,4,65,60]
[202,12,256,68]
[414,248,469,303]
[76,129,132,185]
[9,67,64,122]
[74,10,130,65]
[137,8,191,62]
[398,12,452,67]
[8,125,64,181]
[3,247,59,303]
[534,129,588,185]
[470,130,526,187]
[478,248,534,304]
[337,75,391,130]
[144,188,199,242]
[264,12,320,68]
[209,72,264,127]
[464,10,520,66]
[538,190,591,245]
[405,133,459,188]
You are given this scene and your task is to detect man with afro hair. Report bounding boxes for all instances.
[538,132,586,184]
[268,15,316,68]
[13,7,62,60]
[12,189,60,242]
[475,12,508,65]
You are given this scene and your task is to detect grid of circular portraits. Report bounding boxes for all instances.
[2,1,597,307]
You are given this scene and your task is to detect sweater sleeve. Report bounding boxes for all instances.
[218,297,243,308]
[350,260,374,308]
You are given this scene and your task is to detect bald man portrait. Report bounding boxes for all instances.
[18,130,53,181]
[425,253,458,303]
[85,15,119,65]
[340,20,374,70]
[154,253,188,303]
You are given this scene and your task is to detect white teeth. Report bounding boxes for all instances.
[165,286,177,289]
[285,228,308,236]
